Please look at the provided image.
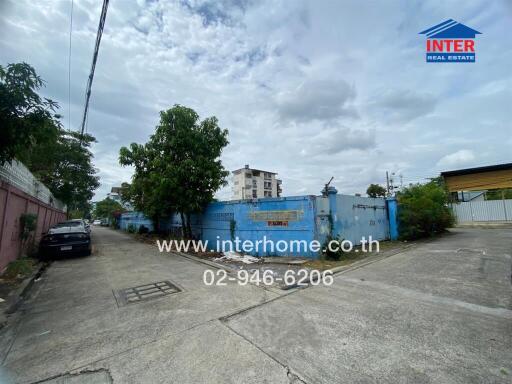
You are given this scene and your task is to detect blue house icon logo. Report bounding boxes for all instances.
[419,19,481,63]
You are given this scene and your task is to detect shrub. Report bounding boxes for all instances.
[19,213,38,241]
[397,180,454,240]
[127,223,137,233]
[321,235,347,261]
[138,225,149,234]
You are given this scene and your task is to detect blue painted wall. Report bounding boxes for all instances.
[119,191,396,258]
[386,197,399,241]
[332,194,389,244]
[119,211,154,232]
[119,195,318,257]
[315,191,389,246]
[202,196,317,257]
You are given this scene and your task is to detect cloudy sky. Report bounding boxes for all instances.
[1,0,511,200]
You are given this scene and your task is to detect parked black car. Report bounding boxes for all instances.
[68,218,91,233]
[39,220,91,258]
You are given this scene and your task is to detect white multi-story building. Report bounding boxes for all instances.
[107,186,133,211]
[231,165,282,200]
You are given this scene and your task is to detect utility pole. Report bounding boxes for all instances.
[79,0,109,143]
[386,171,390,196]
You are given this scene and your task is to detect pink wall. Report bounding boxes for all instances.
[0,181,66,272]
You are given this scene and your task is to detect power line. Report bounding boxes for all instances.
[68,0,74,131]
[79,0,109,142]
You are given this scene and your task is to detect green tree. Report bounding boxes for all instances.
[34,130,100,215]
[93,197,124,220]
[1,62,99,215]
[0,62,61,164]
[366,183,387,198]
[483,189,512,200]
[120,105,229,237]
[397,180,454,240]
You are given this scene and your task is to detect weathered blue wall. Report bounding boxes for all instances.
[315,187,389,246]
[333,194,389,244]
[386,197,399,240]
[119,211,154,232]
[201,196,317,257]
[119,190,396,259]
[119,195,318,257]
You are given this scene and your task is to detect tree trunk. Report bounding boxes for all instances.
[152,215,160,234]
[179,212,186,238]
[186,213,192,239]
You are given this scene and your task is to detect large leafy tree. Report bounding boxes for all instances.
[41,131,100,214]
[120,105,229,236]
[0,62,99,214]
[93,197,124,220]
[366,183,387,198]
[0,62,61,164]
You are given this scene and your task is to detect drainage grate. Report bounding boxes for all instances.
[114,280,181,306]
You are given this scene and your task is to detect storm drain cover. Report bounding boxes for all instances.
[114,280,181,306]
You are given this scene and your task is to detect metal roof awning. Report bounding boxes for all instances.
[441,163,512,192]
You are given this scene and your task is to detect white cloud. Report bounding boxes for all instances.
[276,78,357,122]
[370,89,437,123]
[1,0,510,201]
[436,150,476,169]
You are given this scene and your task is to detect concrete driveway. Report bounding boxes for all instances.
[0,227,511,383]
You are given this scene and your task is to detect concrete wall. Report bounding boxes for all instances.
[0,181,66,271]
[120,196,318,257]
[119,190,399,259]
[118,211,155,232]
[199,196,316,257]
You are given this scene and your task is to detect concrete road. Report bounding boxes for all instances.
[0,227,510,383]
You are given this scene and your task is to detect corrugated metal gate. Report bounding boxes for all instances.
[451,199,512,223]
[334,195,389,244]
[316,194,389,246]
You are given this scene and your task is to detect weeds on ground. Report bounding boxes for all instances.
[2,258,36,281]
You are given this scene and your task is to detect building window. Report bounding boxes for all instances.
[245,173,252,178]
[252,190,257,198]
[252,179,257,187]
[264,181,271,189]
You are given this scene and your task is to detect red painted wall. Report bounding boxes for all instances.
[0,181,66,272]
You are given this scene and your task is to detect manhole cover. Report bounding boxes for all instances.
[114,280,181,306]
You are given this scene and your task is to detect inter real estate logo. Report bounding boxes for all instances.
[419,19,481,63]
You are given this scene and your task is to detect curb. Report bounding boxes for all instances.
[280,244,417,291]
[174,251,239,274]
[329,243,416,275]
[5,262,48,315]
